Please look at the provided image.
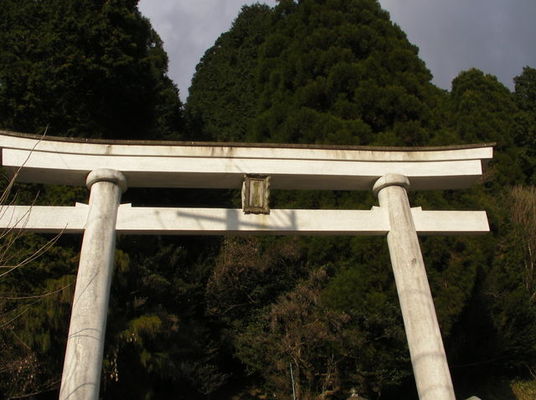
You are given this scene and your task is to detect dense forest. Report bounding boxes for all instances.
[1,0,535,399]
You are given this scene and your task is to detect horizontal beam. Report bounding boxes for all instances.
[0,205,489,236]
[0,132,493,190]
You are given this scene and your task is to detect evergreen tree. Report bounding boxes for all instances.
[186,4,273,142]
[189,0,445,147]
[514,66,536,184]
[0,0,182,139]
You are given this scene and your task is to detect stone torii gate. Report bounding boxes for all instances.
[0,131,493,400]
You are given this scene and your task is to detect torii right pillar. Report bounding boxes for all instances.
[374,174,455,400]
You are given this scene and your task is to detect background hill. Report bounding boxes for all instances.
[1,0,535,399]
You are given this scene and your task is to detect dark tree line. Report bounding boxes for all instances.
[1,0,535,399]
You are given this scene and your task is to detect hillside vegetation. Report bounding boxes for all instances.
[1,1,535,399]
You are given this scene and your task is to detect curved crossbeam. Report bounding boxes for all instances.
[0,130,493,190]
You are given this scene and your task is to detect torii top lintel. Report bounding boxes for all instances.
[0,130,493,191]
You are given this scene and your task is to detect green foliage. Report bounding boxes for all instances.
[0,232,78,398]
[482,187,536,373]
[186,4,273,141]
[206,236,306,326]
[236,269,362,400]
[514,67,536,184]
[322,257,411,395]
[252,0,438,146]
[188,0,441,146]
[102,236,231,399]
[450,69,517,143]
[0,0,183,139]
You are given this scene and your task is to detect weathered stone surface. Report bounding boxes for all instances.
[59,169,126,400]
[0,205,489,235]
[374,174,455,400]
[0,131,493,190]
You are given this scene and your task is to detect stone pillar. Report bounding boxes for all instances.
[373,174,455,400]
[60,169,127,400]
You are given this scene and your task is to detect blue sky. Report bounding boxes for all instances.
[138,0,536,99]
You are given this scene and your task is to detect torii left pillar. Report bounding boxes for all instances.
[60,169,127,400]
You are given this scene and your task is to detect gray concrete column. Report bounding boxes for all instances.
[60,169,127,400]
[373,174,455,400]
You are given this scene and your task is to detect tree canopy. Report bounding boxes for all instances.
[0,0,182,139]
